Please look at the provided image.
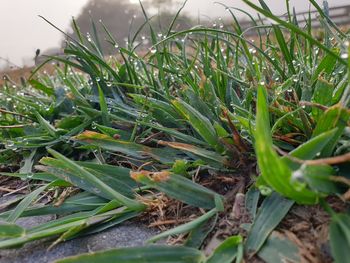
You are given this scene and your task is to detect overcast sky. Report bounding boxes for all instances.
[0,0,348,68]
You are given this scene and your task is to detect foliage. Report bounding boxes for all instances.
[1,0,350,262]
[65,0,193,53]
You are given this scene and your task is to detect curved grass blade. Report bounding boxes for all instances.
[55,246,206,263]
[255,85,319,204]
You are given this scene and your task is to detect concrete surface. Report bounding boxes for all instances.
[0,195,159,263]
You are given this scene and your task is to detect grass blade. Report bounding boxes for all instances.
[245,192,294,254]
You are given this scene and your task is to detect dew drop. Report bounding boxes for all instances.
[5,140,14,148]
[341,53,349,59]
[291,169,303,180]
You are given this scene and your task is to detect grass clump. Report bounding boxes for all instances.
[1,0,350,262]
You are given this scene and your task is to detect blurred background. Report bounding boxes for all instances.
[0,0,349,70]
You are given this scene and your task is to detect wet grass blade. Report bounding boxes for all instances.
[242,0,346,65]
[34,112,58,138]
[255,85,319,204]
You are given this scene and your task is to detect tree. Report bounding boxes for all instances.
[65,0,192,54]
[145,0,178,9]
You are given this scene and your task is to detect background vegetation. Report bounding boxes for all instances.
[0,0,350,262]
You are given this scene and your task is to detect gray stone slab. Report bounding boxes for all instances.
[0,221,158,263]
[0,195,159,263]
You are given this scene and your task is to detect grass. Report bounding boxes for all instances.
[1,0,350,262]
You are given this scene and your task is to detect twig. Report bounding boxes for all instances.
[140,131,163,144]
[137,161,153,172]
[0,186,15,192]
[0,56,21,68]
[304,153,350,165]
[275,146,350,166]
[299,101,329,111]
[330,176,350,186]
[3,185,29,196]
[0,108,32,119]
[149,218,191,227]
[0,124,31,129]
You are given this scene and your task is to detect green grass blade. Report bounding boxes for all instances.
[7,184,50,223]
[245,193,294,254]
[206,235,243,263]
[242,0,346,66]
[255,85,319,204]
[330,213,350,263]
[131,170,221,209]
[172,99,223,152]
[55,246,206,263]
[0,223,26,238]
[44,148,145,211]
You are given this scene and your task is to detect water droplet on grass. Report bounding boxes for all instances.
[5,141,14,148]
[341,53,349,59]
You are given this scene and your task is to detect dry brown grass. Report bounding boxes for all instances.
[0,64,56,86]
